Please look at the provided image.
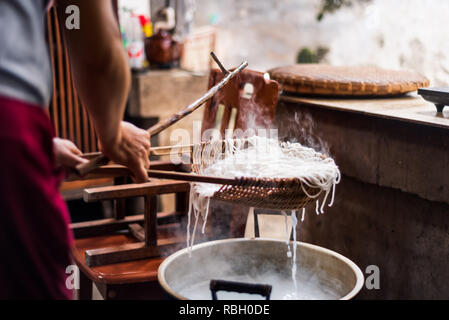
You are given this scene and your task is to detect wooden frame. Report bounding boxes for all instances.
[71,161,190,267]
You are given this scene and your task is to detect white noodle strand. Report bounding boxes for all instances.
[329,181,337,207]
[282,211,292,258]
[186,188,194,256]
[201,198,211,234]
[186,136,340,249]
[291,211,298,295]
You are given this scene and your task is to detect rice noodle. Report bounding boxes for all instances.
[290,210,299,297]
[281,211,292,258]
[185,136,341,250]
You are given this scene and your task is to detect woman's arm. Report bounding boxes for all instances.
[56,0,150,182]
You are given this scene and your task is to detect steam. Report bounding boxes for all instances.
[278,110,330,157]
[162,100,340,299]
[169,239,344,301]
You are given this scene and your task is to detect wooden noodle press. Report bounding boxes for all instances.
[74,54,248,267]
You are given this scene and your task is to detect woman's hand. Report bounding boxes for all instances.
[99,121,151,183]
[53,138,88,168]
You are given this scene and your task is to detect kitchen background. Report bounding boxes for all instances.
[120,0,449,86]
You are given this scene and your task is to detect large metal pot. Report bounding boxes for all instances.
[158,238,364,300]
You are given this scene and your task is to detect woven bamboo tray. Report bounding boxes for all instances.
[269,64,430,97]
[190,139,325,211]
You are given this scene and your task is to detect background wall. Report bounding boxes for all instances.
[118,0,449,85]
[193,0,449,86]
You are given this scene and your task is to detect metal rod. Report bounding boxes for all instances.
[210,51,230,75]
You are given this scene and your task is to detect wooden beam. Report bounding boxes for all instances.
[85,242,181,267]
[60,178,113,200]
[65,161,183,182]
[70,215,144,238]
[128,224,145,242]
[145,196,158,247]
[84,179,190,202]
[71,212,183,239]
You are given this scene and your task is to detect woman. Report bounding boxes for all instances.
[0,0,151,299]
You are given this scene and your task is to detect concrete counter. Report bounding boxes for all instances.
[278,95,449,204]
[281,94,449,130]
[275,94,449,299]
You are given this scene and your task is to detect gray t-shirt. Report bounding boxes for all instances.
[0,0,51,107]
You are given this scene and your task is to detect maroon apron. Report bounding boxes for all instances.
[0,95,73,299]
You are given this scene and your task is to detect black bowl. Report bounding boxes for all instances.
[418,87,449,112]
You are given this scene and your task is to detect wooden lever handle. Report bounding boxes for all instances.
[81,165,241,186]
[148,169,239,186]
[75,60,248,177]
[74,123,164,176]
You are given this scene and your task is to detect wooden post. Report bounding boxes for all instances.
[144,195,158,247]
[113,177,127,220]
[175,189,190,229]
[175,189,189,214]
